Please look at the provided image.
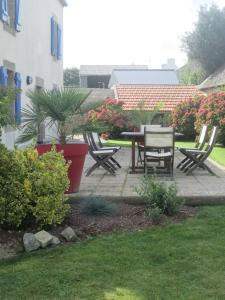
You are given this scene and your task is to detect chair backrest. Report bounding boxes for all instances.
[91,132,102,149]
[140,124,161,132]
[203,126,218,157]
[83,133,94,151]
[208,126,218,148]
[144,127,174,149]
[196,125,208,149]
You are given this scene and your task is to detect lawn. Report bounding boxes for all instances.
[1,206,225,299]
[105,139,225,167]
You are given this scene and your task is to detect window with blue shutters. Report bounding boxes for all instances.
[57,24,62,60]
[0,0,9,23]
[51,17,62,61]
[0,66,22,124]
[1,0,21,33]
[15,0,20,31]
[0,66,8,86]
[14,72,21,124]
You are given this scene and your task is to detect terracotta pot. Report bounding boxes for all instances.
[36,143,88,193]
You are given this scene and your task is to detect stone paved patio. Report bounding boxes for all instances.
[75,147,225,204]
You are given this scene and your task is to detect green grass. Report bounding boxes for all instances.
[1,206,225,299]
[105,139,225,168]
[104,139,132,147]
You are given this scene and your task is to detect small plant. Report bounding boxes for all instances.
[80,197,117,216]
[135,176,183,217]
[145,207,162,224]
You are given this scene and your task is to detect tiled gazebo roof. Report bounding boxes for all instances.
[115,85,202,111]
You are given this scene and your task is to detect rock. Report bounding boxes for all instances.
[23,233,40,252]
[35,230,53,248]
[61,227,78,242]
[75,229,85,238]
[51,235,61,245]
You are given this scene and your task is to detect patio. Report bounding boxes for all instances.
[76,147,225,204]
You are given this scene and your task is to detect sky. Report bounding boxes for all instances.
[63,0,225,69]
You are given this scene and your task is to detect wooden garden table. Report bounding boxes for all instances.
[121,131,183,174]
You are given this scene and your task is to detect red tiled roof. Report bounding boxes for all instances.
[115,85,202,111]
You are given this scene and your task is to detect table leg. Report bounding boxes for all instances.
[131,138,136,173]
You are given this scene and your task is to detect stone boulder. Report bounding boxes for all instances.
[23,233,40,252]
[35,230,53,248]
[51,235,61,246]
[61,227,78,242]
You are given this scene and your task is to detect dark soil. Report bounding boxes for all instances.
[0,202,197,260]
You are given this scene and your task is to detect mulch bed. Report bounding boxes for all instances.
[0,202,197,260]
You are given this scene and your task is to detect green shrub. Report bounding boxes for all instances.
[80,197,117,216]
[0,145,30,228]
[135,176,183,216]
[0,146,70,229]
[145,207,162,224]
[195,91,225,145]
[172,96,202,140]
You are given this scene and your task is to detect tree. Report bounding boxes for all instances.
[63,67,80,86]
[182,5,225,75]
[178,59,207,85]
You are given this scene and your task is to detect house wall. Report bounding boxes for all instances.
[0,0,65,148]
[80,75,88,88]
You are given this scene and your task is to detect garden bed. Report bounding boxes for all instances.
[0,202,197,260]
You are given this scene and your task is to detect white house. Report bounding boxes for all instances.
[0,0,67,148]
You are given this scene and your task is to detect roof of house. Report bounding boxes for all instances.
[79,65,148,76]
[114,85,202,111]
[198,63,225,90]
[109,69,179,88]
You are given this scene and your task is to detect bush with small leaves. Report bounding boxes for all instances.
[0,146,70,229]
[80,197,117,216]
[145,207,162,224]
[135,176,183,216]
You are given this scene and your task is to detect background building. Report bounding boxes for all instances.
[79,65,148,88]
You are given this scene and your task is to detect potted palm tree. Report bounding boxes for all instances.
[17,88,93,193]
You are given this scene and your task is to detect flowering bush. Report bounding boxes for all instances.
[87,97,132,138]
[172,96,202,139]
[0,146,70,229]
[196,92,225,145]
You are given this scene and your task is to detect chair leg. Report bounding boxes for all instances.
[177,156,189,169]
[110,157,121,168]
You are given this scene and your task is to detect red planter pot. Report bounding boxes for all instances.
[36,143,88,193]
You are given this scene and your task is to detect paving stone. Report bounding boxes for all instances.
[79,147,225,201]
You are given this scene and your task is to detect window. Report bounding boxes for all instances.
[0,65,21,125]
[51,17,62,60]
[0,0,9,22]
[1,0,21,33]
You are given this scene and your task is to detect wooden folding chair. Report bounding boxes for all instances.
[177,125,208,170]
[90,132,121,168]
[83,133,117,176]
[180,126,218,175]
[144,127,174,176]
[137,124,162,165]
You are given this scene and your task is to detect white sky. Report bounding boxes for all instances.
[63,0,225,69]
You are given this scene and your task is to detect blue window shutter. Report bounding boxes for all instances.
[15,0,21,32]
[14,72,21,124]
[57,24,62,60]
[0,66,8,86]
[0,0,8,23]
[51,17,56,56]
